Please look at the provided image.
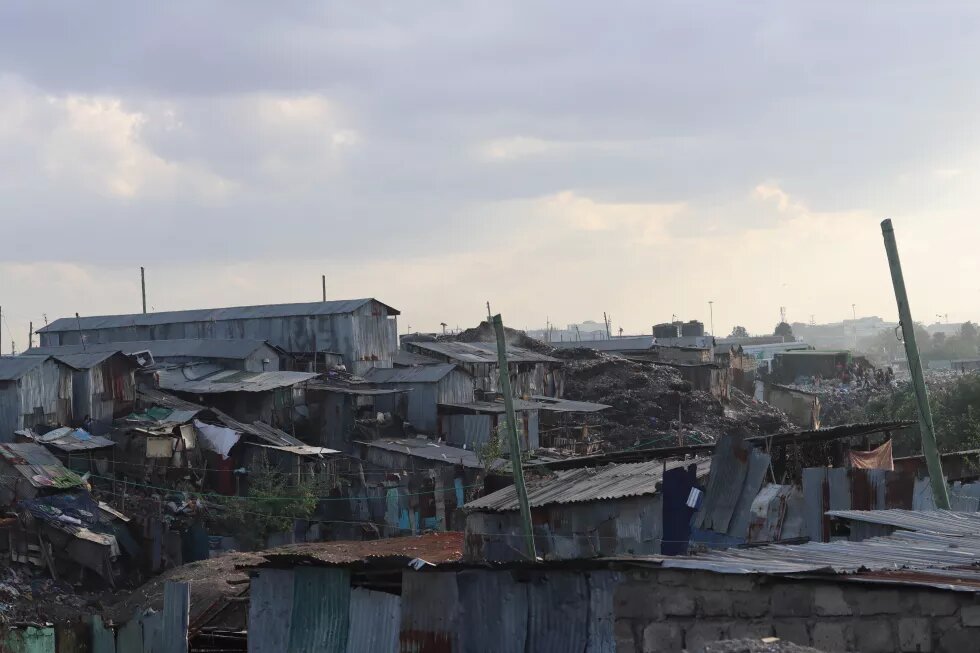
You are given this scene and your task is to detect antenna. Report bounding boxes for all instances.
[75,312,86,351]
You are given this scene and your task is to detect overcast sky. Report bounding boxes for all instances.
[2,2,979,349]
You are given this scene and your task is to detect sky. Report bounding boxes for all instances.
[2,1,980,351]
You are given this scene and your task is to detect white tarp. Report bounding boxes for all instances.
[193,420,241,459]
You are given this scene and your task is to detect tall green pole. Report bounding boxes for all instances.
[492,314,537,559]
[881,219,950,509]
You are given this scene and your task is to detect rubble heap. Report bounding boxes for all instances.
[559,352,794,450]
[446,321,555,354]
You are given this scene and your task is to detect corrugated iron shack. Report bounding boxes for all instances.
[364,364,475,433]
[37,298,400,376]
[44,351,138,430]
[27,338,285,372]
[355,437,503,533]
[0,357,74,440]
[154,366,319,429]
[15,426,115,476]
[772,349,850,383]
[437,398,540,452]
[764,383,821,429]
[463,458,711,561]
[402,340,563,398]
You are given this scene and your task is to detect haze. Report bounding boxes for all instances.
[2,2,979,347]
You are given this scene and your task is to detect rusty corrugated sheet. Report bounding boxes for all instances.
[161,582,189,653]
[803,467,914,542]
[346,588,400,653]
[90,616,115,653]
[693,435,749,532]
[400,571,459,652]
[287,568,350,653]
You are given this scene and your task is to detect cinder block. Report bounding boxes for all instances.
[774,620,810,646]
[728,622,774,640]
[919,592,959,617]
[850,588,901,615]
[939,627,976,653]
[771,585,812,618]
[814,586,852,617]
[812,622,849,652]
[642,622,683,653]
[614,584,661,620]
[733,592,770,618]
[685,622,727,651]
[663,591,696,617]
[698,592,733,617]
[961,605,980,627]
[898,617,932,652]
[854,619,895,653]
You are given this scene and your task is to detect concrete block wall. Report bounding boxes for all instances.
[614,568,980,652]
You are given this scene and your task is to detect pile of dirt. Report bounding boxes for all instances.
[561,354,794,450]
[0,564,106,624]
[449,321,554,354]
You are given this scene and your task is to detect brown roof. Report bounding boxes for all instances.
[246,532,464,568]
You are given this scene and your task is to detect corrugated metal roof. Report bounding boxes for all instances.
[393,350,442,367]
[363,364,458,384]
[26,338,278,360]
[157,369,319,393]
[18,427,116,452]
[438,399,542,414]
[408,341,559,364]
[136,387,207,413]
[357,437,491,470]
[528,396,611,413]
[0,443,85,488]
[658,529,980,585]
[550,337,654,351]
[464,458,712,513]
[50,351,127,370]
[826,509,980,535]
[39,298,399,333]
[0,356,49,381]
[210,408,337,456]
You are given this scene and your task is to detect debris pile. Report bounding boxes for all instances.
[699,638,825,653]
[447,320,554,354]
[560,353,793,449]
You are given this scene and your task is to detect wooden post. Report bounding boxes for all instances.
[492,314,536,560]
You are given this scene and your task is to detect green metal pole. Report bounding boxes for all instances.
[492,314,537,560]
[881,219,950,509]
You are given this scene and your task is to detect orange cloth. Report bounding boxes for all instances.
[849,439,894,471]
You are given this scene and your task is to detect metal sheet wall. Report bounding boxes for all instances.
[161,581,189,653]
[248,569,296,653]
[525,573,589,652]
[346,588,400,653]
[287,568,351,653]
[43,301,398,370]
[456,571,527,653]
[7,360,73,435]
[400,572,460,652]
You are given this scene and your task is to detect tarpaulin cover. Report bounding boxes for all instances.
[193,420,240,459]
[849,439,894,470]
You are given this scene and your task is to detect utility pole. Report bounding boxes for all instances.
[708,301,715,336]
[440,322,447,335]
[881,218,949,509]
[28,322,32,350]
[322,275,326,302]
[603,312,611,339]
[852,304,857,321]
[492,314,536,561]
[141,267,147,314]
[75,313,87,351]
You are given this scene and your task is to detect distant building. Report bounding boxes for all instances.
[36,298,400,376]
[0,357,75,439]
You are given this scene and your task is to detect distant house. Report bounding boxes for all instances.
[402,340,563,398]
[0,357,74,440]
[36,298,400,376]
[45,351,138,430]
[27,338,285,372]
[364,364,474,433]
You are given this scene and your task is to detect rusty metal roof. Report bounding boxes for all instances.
[826,509,980,535]
[464,458,712,513]
[158,368,319,393]
[247,532,464,568]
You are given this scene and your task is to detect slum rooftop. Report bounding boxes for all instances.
[157,367,320,393]
[464,458,712,512]
[0,355,52,380]
[25,338,281,360]
[550,336,655,351]
[406,340,559,363]
[38,298,400,332]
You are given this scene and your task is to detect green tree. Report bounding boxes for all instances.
[774,322,794,339]
[730,326,749,338]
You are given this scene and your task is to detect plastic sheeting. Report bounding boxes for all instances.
[193,420,240,459]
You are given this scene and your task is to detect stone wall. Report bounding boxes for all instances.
[614,568,978,652]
